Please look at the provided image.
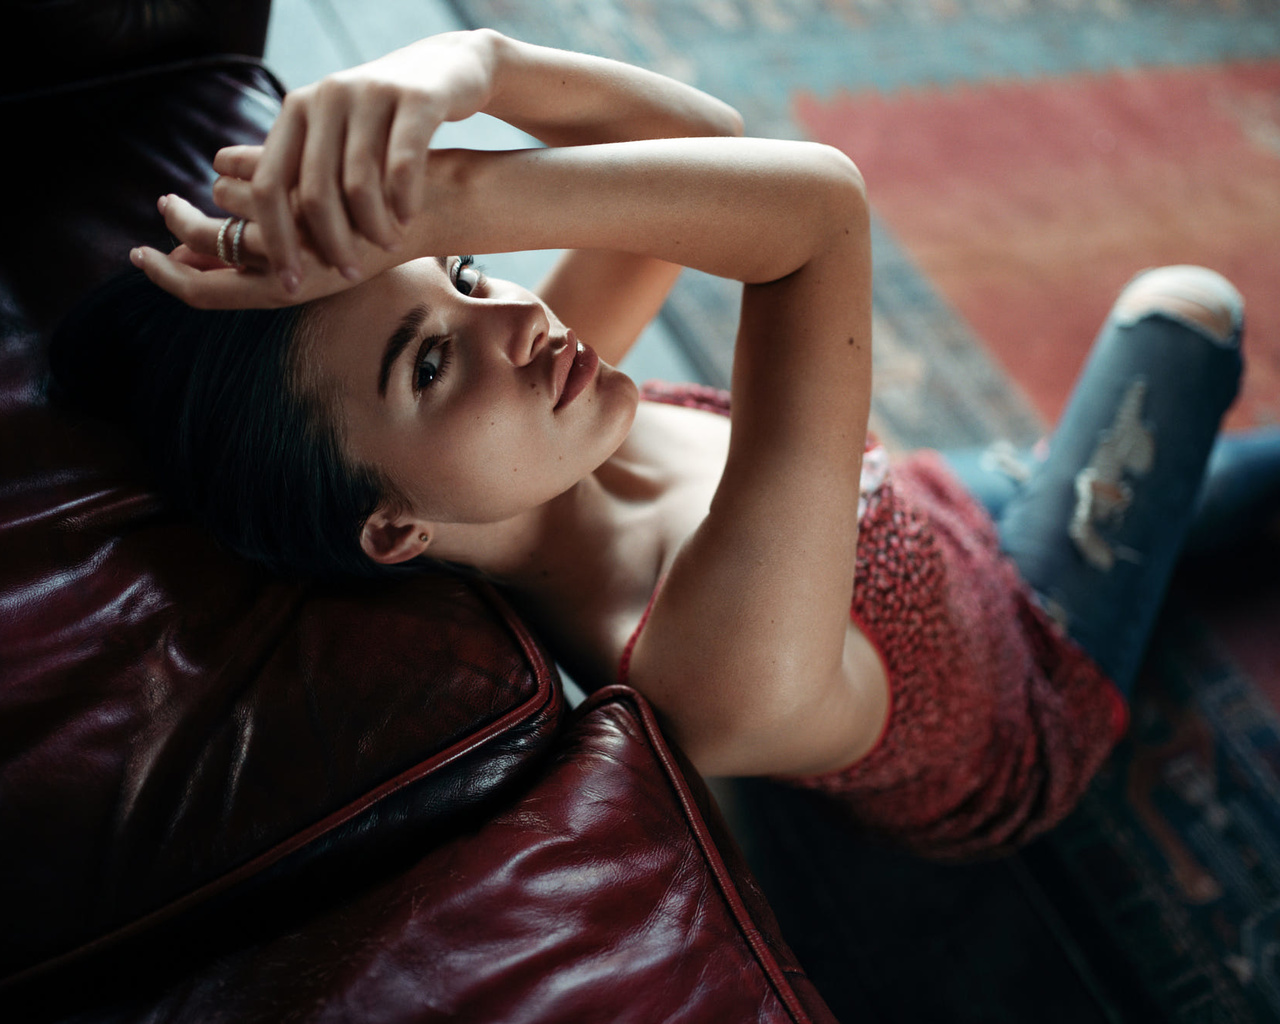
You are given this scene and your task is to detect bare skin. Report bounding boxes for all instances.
[133,29,886,779]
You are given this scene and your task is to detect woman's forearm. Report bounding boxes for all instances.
[415,137,864,283]
[471,31,743,363]
[480,30,744,145]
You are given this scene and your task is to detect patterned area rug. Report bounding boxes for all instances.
[796,62,1280,432]
[453,2,1280,1020]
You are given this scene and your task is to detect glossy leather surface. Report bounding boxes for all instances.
[14,690,838,1024]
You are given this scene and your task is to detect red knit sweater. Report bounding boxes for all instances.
[623,382,1127,860]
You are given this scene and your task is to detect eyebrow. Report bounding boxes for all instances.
[378,304,429,398]
[376,257,451,398]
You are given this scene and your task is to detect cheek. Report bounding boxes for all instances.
[399,371,637,524]
[410,406,552,523]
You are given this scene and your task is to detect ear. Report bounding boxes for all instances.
[360,505,434,566]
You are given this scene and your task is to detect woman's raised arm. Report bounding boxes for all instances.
[244,31,739,299]
[137,30,742,357]
[475,32,744,365]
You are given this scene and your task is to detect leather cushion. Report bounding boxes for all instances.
[10,688,838,1024]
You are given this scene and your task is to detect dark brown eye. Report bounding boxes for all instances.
[415,340,449,391]
[452,255,484,297]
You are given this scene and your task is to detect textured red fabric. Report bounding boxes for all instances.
[632,383,1127,859]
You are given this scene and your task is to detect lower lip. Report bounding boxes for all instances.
[555,338,600,410]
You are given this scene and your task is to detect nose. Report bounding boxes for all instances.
[493,298,551,367]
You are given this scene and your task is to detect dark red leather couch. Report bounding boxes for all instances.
[0,3,838,1021]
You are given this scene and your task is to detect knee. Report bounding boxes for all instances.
[1113,265,1244,347]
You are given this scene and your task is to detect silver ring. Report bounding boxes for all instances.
[216,216,237,267]
[230,218,247,268]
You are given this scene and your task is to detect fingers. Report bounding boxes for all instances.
[221,74,440,286]
[169,244,229,272]
[296,84,362,280]
[384,101,436,225]
[140,191,390,310]
[343,93,404,251]
[213,145,263,180]
[130,246,291,310]
[211,174,255,221]
[157,194,268,273]
[251,97,308,292]
[131,236,364,311]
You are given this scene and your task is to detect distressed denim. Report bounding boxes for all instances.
[944,291,1250,697]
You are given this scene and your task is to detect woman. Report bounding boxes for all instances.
[53,29,1272,858]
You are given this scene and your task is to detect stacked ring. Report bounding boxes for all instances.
[216,216,246,268]
[230,218,247,268]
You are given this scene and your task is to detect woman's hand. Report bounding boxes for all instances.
[129,170,404,309]
[249,30,499,291]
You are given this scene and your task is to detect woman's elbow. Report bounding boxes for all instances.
[815,144,868,220]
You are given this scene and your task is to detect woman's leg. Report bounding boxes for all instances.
[1183,426,1280,558]
[946,429,1280,553]
[990,266,1245,696]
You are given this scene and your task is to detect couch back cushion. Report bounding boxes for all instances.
[2,0,273,94]
[0,59,563,986]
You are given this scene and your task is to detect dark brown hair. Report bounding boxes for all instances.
[49,269,406,578]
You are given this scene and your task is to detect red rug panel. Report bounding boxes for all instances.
[796,63,1280,432]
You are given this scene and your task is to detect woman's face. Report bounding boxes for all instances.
[306,256,638,535]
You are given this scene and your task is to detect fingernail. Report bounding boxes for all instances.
[282,269,300,294]
[342,265,361,282]
[157,195,169,213]
[129,248,144,267]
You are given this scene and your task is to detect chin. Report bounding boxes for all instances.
[597,364,640,436]
[600,360,638,401]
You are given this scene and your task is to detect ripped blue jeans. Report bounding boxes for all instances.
[943,287,1251,697]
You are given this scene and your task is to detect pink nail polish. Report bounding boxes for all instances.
[129,248,144,267]
[342,265,361,282]
[157,195,169,213]
[282,269,300,294]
